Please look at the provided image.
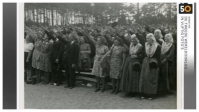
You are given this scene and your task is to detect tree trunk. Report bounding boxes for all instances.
[48,10,50,26]
[56,10,58,25]
[137,3,139,21]
[36,8,39,25]
[83,16,85,25]
[46,10,49,26]
[61,15,63,26]
[51,8,54,26]
[39,9,42,23]
[43,8,45,25]
[32,9,35,22]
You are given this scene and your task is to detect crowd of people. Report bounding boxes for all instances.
[24,23,177,100]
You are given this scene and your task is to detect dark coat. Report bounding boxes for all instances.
[50,40,64,62]
[57,36,80,66]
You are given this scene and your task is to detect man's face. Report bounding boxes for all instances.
[165,29,169,34]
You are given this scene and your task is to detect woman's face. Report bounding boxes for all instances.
[113,39,120,46]
[146,36,153,44]
[43,34,49,41]
[124,34,130,41]
[25,35,31,43]
[164,29,169,34]
[131,37,138,45]
[80,37,85,43]
[164,36,170,43]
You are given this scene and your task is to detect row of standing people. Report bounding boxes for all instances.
[82,29,176,100]
[24,27,176,100]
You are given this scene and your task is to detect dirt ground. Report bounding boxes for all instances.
[25,82,177,109]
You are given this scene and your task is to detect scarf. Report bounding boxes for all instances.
[145,42,158,57]
[161,42,172,54]
[129,43,142,55]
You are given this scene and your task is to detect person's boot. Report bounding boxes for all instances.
[101,78,106,92]
[95,77,100,92]
[114,79,120,94]
[45,73,50,84]
[42,73,46,84]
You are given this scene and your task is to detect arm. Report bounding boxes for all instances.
[85,34,97,46]
[160,29,166,37]
[140,44,146,62]
[120,35,130,47]
[165,45,175,61]
[104,35,113,47]
[135,33,145,46]
[84,28,97,46]
[26,50,33,62]
[26,43,34,62]
[156,38,163,45]
[57,35,69,45]
[156,46,161,65]
[45,30,56,41]
[57,43,64,60]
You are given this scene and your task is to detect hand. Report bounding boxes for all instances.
[161,59,166,65]
[131,55,137,58]
[26,59,29,63]
[55,59,59,63]
[72,64,76,68]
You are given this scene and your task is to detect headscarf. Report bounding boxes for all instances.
[129,34,142,55]
[161,34,173,54]
[124,33,129,38]
[154,29,164,42]
[145,33,159,57]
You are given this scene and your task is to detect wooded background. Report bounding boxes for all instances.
[25,3,177,26]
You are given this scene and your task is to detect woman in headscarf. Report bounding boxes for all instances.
[108,37,126,94]
[120,34,143,97]
[39,32,53,84]
[159,34,175,95]
[154,29,164,42]
[139,33,161,100]
[78,36,91,71]
[26,27,43,84]
[83,31,109,92]
[24,34,34,84]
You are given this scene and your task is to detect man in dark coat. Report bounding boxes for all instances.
[50,37,64,86]
[57,32,80,89]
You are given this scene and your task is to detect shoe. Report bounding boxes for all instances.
[110,90,115,94]
[95,89,100,92]
[101,89,105,92]
[54,83,57,86]
[114,90,119,94]
[122,93,130,98]
[64,85,70,88]
[70,86,74,89]
[148,97,153,100]
[141,96,145,99]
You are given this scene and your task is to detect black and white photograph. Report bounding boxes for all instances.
[23,2,177,109]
